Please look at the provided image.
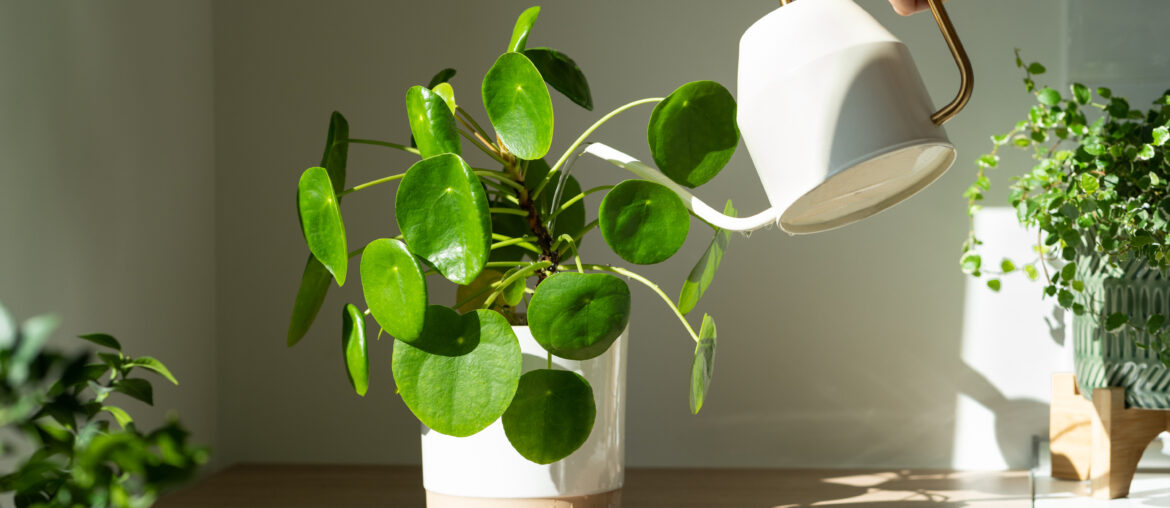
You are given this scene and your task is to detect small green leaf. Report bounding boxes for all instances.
[1072,280,1085,292]
[1037,87,1061,106]
[987,279,1002,291]
[599,180,689,265]
[1148,314,1166,334]
[1027,62,1046,74]
[78,333,121,351]
[361,238,428,342]
[392,308,522,437]
[1136,143,1155,161]
[1080,173,1100,193]
[960,253,982,275]
[1106,312,1129,331]
[396,154,491,285]
[1061,262,1077,281]
[1024,265,1039,281]
[126,357,178,385]
[1000,259,1016,273]
[647,81,739,188]
[1107,97,1130,117]
[502,369,595,464]
[102,406,133,429]
[507,6,540,53]
[432,82,457,114]
[1097,87,1112,99]
[482,52,554,160]
[689,314,717,414]
[679,201,735,315]
[113,379,153,406]
[320,112,349,194]
[298,166,348,286]
[287,255,332,347]
[1058,289,1074,307]
[500,267,526,307]
[523,47,592,111]
[1071,83,1090,104]
[977,154,999,168]
[528,272,631,360]
[1154,126,1170,146]
[407,86,461,159]
[341,303,369,397]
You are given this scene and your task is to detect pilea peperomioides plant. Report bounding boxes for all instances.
[288,6,738,464]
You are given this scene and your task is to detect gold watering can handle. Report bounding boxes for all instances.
[778,0,973,125]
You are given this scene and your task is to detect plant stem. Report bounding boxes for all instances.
[548,185,613,221]
[489,207,529,216]
[547,352,552,370]
[533,97,663,200]
[578,263,699,343]
[458,129,507,164]
[491,235,539,251]
[558,234,584,273]
[456,107,493,142]
[492,233,542,254]
[338,173,406,197]
[484,261,552,308]
[347,138,420,155]
[475,171,525,191]
[555,219,599,256]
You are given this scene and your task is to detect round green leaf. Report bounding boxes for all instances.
[647,81,738,188]
[392,307,522,437]
[396,154,491,285]
[689,314,717,414]
[524,47,592,111]
[407,85,461,159]
[502,369,595,464]
[298,166,348,286]
[341,303,369,397]
[361,238,428,342]
[528,272,630,360]
[287,254,332,347]
[599,180,689,265]
[524,159,585,239]
[426,68,456,89]
[482,52,554,160]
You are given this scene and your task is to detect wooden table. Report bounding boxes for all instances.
[159,464,1032,507]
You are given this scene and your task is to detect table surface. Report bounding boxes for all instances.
[157,464,1033,508]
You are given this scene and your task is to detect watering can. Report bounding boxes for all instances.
[585,0,972,234]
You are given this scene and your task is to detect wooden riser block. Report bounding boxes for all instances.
[1050,373,1170,499]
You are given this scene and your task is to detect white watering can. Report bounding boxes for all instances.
[586,0,972,234]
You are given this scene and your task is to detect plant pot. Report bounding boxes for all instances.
[420,325,628,507]
[1074,255,1170,408]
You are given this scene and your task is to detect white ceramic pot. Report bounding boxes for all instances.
[421,326,628,507]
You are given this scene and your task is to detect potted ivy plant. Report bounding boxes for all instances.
[962,51,1170,409]
[286,5,736,504]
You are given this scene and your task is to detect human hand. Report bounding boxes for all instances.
[888,0,933,16]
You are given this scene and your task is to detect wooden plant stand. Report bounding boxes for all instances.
[1049,373,1170,499]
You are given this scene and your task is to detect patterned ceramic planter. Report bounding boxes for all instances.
[1074,255,1170,408]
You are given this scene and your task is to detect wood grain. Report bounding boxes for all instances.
[1049,373,1093,480]
[158,464,1031,508]
[1090,386,1169,499]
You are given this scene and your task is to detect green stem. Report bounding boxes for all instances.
[485,261,534,268]
[555,219,599,255]
[533,97,663,199]
[492,233,542,254]
[456,107,493,143]
[547,352,552,370]
[491,235,539,251]
[459,129,507,164]
[484,261,552,308]
[548,185,613,221]
[579,263,698,343]
[475,171,525,191]
[347,138,420,155]
[489,207,529,217]
[338,173,406,197]
[558,234,584,273]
